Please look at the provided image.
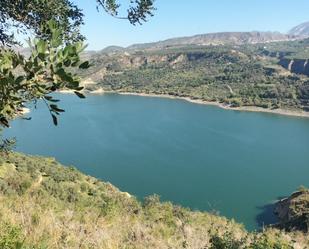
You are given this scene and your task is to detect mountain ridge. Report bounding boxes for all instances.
[289,21,309,37]
[99,31,293,53]
[97,21,309,53]
[128,31,292,50]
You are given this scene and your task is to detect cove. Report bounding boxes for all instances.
[4,93,309,230]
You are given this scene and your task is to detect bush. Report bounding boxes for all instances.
[5,173,32,195]
[0,223,25,249]
[209,231,245,249]
[249,233,294,249]
[0,179,14,195]
[209,231,294,249]
[230,98,242,107]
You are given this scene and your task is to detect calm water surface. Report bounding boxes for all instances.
[4,93,309,230]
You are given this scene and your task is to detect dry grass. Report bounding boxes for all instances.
[0,153,308,248]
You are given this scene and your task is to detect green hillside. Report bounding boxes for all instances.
[80,40,309,112]
[0,153,307,248]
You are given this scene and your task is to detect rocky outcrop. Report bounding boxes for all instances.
[279,58,309,76]
[274,189,309,232]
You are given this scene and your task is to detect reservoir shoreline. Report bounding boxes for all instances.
[59,88,309,118]
[8,91,309,230]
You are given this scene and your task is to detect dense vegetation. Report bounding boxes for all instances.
[81,40,309,112]
[257,39,309,60]
[0,152,307,248]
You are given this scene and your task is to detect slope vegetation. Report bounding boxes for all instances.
[0,153,307,248]
[81,41,309,113]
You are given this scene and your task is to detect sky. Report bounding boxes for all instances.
[75,0,309,50]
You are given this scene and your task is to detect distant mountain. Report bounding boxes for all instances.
[289,21,309,37]
[12,31,298,57]
[100,45,124,53]
[98,32,291,53]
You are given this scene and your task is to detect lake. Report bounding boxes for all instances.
[4,93,309,230]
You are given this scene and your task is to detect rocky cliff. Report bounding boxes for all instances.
[279,58,309,76]
[275,188,309,232]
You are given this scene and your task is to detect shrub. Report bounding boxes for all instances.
[209,231,245,249]
[249,233,294,249]
[6,173,32,195]
[0,223,25,249]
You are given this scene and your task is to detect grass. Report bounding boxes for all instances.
[0,152,307,248]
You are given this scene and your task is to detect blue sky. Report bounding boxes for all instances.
[75,0,309,50]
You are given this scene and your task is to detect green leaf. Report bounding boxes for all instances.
[38,53,46,61]
[15,76,24,85]
[50,104,65,112]
[74,91,86,99]
[79,61,90,69]
[51,114,58,126]
[36,40,47,54]
[44,96,60,102]
[64,59,71,67]
[55,68,74,83]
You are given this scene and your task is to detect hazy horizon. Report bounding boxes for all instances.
[73,0,309,50]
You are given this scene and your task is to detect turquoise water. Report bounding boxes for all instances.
[4,93,309,230]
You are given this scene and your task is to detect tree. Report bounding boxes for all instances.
[0,0,84,46]
[0,0,155,46]
[0,0,155,129]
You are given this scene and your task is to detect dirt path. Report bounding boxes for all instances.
[27,175,43,193]
[226,84,234,94]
